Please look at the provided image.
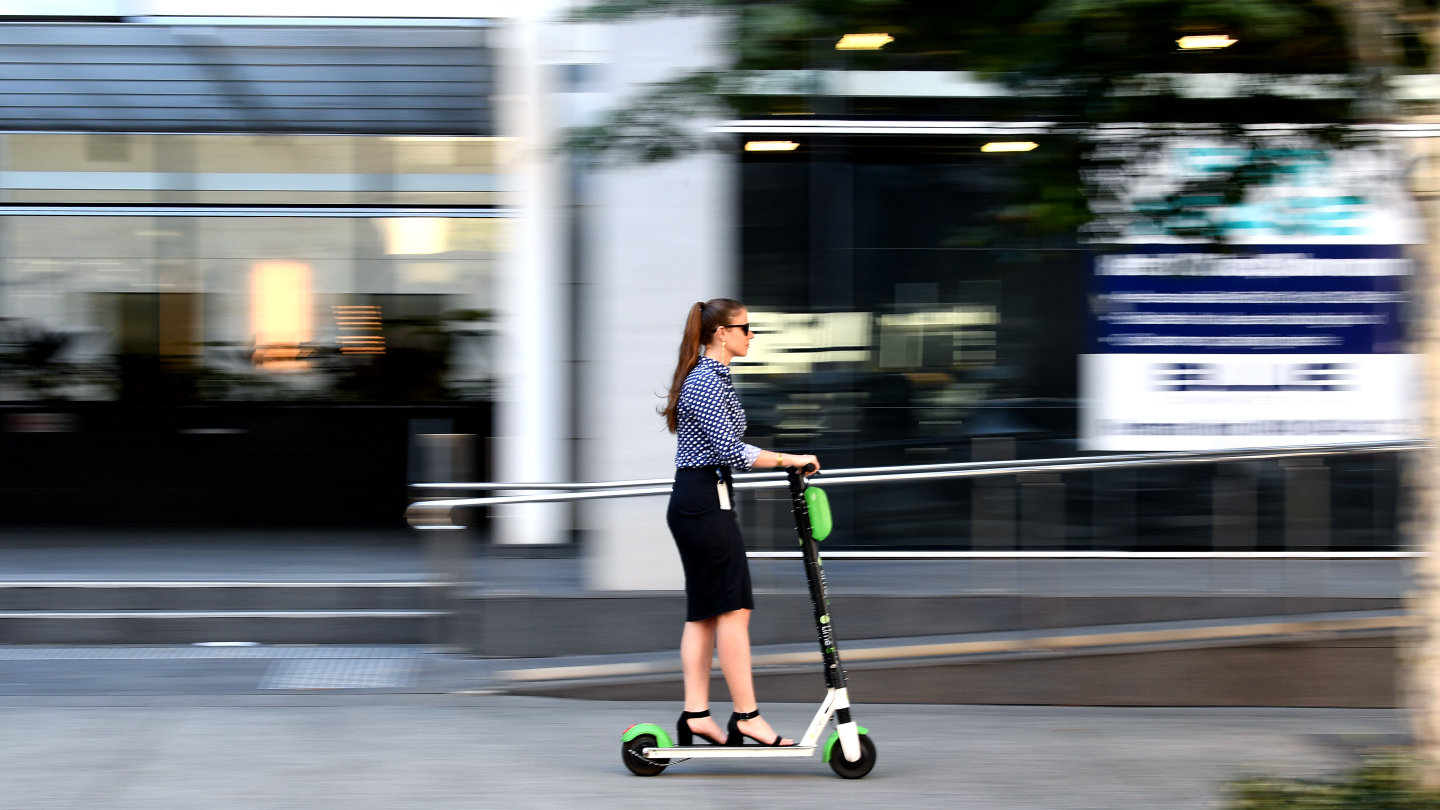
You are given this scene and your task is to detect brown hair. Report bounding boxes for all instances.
[661,297,744,433]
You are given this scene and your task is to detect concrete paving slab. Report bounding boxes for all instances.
[0,694,1408,810]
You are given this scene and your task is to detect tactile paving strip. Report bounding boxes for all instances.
[0,646,421,661]
[260,657,420,690]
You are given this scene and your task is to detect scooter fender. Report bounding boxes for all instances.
[823,726,869,762]
[621,722,674,749]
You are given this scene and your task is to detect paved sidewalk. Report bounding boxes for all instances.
[0,530,1418,808]
[0,692,1407,810]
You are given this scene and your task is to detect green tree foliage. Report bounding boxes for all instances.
[568,0,1378,243]
[1227,755,1440,809]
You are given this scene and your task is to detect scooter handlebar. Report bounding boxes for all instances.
[784,463,818,492]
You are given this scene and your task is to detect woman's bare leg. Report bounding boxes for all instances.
[715,608,792,745]
[679,618,725,741]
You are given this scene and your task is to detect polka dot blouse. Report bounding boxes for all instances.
[674,353,762,470]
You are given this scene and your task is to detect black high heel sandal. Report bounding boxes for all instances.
[726,708,795,747]
[676,709,726,747]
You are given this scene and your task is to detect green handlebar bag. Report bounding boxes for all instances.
[804,486,833,542]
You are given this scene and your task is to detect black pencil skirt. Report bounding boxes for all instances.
[666,466,754,622]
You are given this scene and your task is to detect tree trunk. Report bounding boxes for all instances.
[1407,133,1440,783]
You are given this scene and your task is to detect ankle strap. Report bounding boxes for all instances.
[732,708,761,720]
[680,709,710,719]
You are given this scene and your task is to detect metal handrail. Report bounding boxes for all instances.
[410,478,684,491]
[747,550,1422,560]
[405,439,1424,528]
[788,439,1422,488]
[409,439,1424,493]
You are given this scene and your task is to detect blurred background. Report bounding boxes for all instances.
[3,2,1439,795]
[0,1,1426,571]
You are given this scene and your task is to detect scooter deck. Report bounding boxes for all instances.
[644,744,818,759]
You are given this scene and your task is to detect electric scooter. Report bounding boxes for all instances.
[621,464,877,779]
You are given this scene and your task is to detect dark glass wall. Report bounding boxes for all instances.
[737,137,1401,551]
[740,138,1085,465]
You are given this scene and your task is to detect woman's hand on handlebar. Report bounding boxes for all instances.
[780,453,820,474]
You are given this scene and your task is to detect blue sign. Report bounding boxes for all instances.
[1090,245,1410,355]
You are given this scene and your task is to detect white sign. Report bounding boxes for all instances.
[1082,353,1417,451]
[1082,138,1419,451]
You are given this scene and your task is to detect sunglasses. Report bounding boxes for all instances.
[722,323,750,335]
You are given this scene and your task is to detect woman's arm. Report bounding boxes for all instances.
[755,449,820,472]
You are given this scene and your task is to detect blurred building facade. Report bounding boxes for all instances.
[0,3,508,524]
[0,1,1424,591]
[571,1,1427,587]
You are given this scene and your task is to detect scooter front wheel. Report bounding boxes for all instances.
[622,734,668,776]
[828,733,877,779]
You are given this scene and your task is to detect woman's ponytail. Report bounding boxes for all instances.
[660,298,743,433]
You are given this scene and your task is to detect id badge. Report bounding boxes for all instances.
[717,480,732,511]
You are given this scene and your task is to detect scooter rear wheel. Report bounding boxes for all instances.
[829,733,877,779]
[622,734,668,776]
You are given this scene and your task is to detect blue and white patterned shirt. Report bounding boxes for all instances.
[674,354,762,470]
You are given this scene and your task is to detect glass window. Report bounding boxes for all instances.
[738,136,1399,552]
[741,141,1083,471]
[0,215,501,404]
[0,133,509,206]
[4,134,160,204]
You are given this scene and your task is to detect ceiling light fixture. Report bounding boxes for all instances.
[981,141,1039,153]
[745,140,801,152]
[835,33,894,50]
[1177,34,1237,50]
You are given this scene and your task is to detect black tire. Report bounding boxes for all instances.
[622,734,668,776]
[829,733,877,779]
